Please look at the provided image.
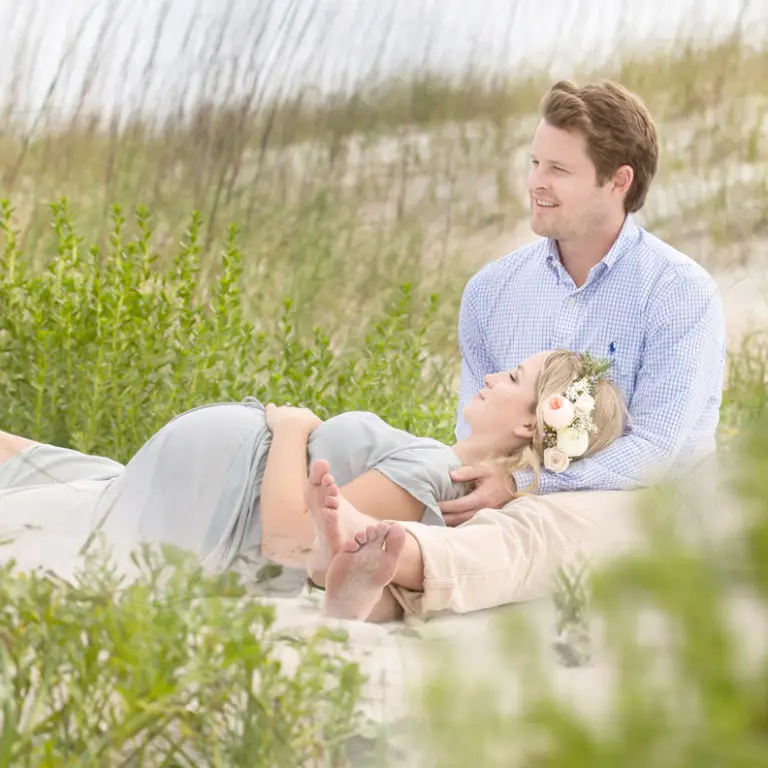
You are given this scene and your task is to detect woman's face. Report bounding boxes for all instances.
[462,351,551,448]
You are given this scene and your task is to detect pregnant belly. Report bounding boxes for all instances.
[91,400,272,566]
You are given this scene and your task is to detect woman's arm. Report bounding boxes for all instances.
[260,409,317,564]
[336,471,426,523]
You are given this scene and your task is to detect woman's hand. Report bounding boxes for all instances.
[265,403,323,435]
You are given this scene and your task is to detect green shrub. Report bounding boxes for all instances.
[0,543,363,766]
[0,199,456,461]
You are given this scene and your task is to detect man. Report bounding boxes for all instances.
[440,78,726,526]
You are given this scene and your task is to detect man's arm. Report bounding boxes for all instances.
[455,272,496,440]
[514,272,727,494]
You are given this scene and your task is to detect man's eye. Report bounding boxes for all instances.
[509,372,516,383]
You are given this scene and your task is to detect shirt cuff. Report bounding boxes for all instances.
[512,468,538,494]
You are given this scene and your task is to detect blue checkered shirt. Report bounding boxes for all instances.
[455,215,727,493]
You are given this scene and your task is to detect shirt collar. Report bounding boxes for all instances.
[545,214,639,276]
[600,214,638,270]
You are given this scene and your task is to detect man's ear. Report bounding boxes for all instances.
[612,164,634,196]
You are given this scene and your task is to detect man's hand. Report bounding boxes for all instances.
[438,464,516,526]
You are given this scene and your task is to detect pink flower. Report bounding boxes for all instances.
[542,395,575,429]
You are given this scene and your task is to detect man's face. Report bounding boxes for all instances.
[527,119,622,242]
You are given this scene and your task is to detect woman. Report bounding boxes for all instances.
[295,348,630,622]
[0,348,624,582]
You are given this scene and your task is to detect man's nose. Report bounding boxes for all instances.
[529,166,550,191]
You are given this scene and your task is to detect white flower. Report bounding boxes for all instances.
[541,395,575,429]
[556,427,591,458]
[573,392,595,414]
[566,378,589,399]
[543,447,570,473]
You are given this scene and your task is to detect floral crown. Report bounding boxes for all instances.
[540,352,613,474]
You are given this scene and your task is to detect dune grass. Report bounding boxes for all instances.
[1,4,767,355]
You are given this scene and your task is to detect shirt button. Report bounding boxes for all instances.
[568,298,576,306]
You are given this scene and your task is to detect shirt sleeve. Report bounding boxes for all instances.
[513,271,726,493]
[455,271,497,441]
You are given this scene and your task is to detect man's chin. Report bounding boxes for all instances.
[530,218,555,238]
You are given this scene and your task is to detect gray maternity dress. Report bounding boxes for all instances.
[0,399,465,576]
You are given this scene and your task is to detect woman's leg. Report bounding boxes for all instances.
[0,432,123,490]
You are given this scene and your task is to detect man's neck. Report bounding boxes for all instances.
[557,216,626,287]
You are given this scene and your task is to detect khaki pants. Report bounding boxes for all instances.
[388,490,646,618]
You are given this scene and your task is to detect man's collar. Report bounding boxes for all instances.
[545,214,639,274]
[601,214,638,270]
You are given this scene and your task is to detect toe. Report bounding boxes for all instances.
[365,525,380,543]
[309,459,330,484]
[341,538,361,553]
[384,524,407,555]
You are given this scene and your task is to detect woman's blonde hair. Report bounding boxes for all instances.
[496,349,628,494]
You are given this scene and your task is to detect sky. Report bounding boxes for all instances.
[0,0,764,125]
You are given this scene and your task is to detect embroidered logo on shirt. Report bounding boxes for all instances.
[608,341,616,355]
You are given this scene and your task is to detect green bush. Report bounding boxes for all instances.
[0,545,363,767]
[0,199,457,461]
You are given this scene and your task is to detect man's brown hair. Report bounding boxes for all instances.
[540,79,659,213]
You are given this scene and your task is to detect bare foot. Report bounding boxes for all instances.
[303,459,345,579]
[323,523,407,621]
